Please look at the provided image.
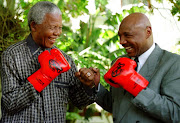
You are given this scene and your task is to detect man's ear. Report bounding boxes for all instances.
[146,26,152,39]
[30,21,37,32]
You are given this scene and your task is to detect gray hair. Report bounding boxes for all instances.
[28,1,62,30]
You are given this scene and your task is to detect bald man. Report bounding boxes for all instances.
[92,13,180,123]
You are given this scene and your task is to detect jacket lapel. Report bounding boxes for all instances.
[139,44,164,82]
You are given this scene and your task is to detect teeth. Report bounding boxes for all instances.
[50,38,56,41]
[125,47,132,50]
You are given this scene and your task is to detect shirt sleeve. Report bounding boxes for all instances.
[1,51,39,114]
[67,58,96,109]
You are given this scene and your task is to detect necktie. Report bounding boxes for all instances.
[134,57,139,71]
[124,57,139,95]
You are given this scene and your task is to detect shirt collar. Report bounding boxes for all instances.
[26,34,54,56]
[138,42,155,70]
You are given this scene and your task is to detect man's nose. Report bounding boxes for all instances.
[54,28,62,36]
[120,37,127,44]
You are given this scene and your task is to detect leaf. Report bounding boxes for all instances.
[66,112,82,120]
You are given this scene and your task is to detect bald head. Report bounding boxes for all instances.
[121,13,151,31]
[118,13,153,57]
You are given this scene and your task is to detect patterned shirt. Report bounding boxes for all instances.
[1,34,96,123]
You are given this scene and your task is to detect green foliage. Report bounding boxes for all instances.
[57,0,89,21]
[66,112,82,121]
[0,1,29,56]
[0,0,157,122]
[124,5,147,13]
[55,2,147,89]
[83,104,99,121]
[170,0,180,21]
[168,0,180,45]
[1,0,180,122]
[55,0,148,121]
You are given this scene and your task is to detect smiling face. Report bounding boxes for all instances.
[118,13,153,57]
[30,13,62,48]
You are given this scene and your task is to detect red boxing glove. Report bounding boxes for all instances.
[104,57,149,96]
[27,49,71,92]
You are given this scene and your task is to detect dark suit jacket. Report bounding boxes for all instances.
[96,44,180,123]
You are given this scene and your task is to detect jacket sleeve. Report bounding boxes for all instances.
[132,59,180,123]
[96,84,112,113]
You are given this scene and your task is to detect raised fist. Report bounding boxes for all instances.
[104,57,149,96]
[27,49,71,92]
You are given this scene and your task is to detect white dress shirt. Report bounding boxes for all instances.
[135,43,155,73]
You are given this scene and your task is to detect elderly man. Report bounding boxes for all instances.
[1,1,96,122]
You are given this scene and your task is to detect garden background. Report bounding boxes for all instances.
[0,0,180,122]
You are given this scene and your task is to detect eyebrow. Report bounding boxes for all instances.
[124,32,132,35]
[118,31,132,36]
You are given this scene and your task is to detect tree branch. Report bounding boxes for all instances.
[168,0,180,10]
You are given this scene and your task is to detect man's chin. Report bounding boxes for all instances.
[45,44,54,48]
[127,52,136,57]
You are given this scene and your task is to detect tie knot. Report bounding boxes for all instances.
[134,57,139,63]
[134,57,139,71]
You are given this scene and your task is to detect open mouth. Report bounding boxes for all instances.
[125,46,133,52]
[49,37,56,43]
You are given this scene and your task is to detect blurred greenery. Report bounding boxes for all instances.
[0,0,180,122]
[169,0,180,21]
